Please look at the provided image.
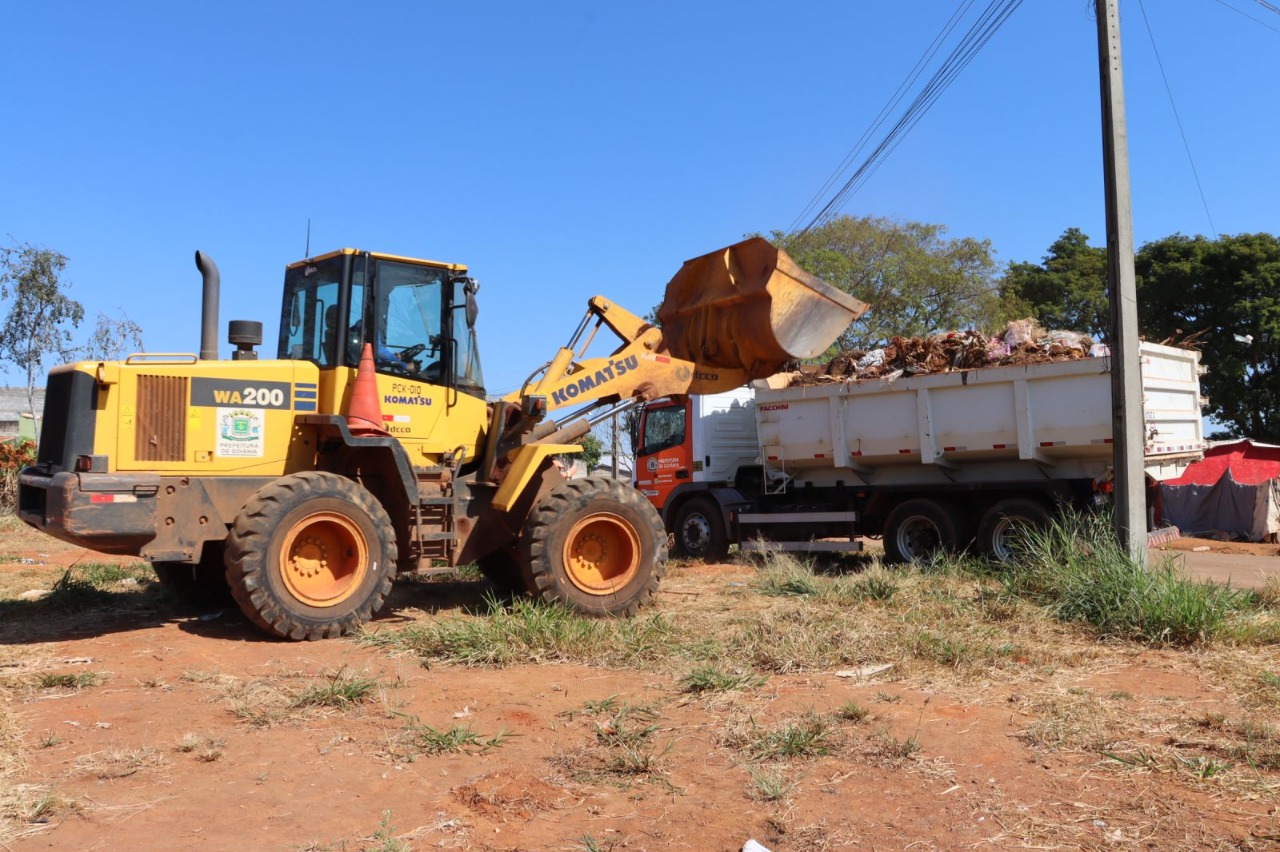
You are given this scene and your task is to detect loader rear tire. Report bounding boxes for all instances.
[225,472,396,640]
[520,476,666,617]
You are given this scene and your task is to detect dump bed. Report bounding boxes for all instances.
[753,342,1204,485]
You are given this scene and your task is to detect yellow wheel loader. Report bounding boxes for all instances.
[18,238,865,640]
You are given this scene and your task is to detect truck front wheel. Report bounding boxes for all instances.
[672,497,729,562]
[225,472,397,640]
[883,498,964,565]
[520,476,667,616]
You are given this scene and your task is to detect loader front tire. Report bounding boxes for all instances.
[225,472,396,640]
[520,476,666,617]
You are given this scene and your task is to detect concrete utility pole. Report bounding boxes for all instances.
[1096,0,1148,562]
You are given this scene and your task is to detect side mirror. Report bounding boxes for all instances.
[464,278,479,329]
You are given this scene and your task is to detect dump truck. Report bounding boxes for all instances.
[18,238,865,639]
[634,341,1205,562]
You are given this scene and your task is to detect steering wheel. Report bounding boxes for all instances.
[398,343,428,361]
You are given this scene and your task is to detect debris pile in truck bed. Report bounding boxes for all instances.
[789,319,1103,387]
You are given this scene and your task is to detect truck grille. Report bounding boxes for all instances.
[135,375,187,462]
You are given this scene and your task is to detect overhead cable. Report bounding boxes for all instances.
[1137,0,1217,237]
[1213,0,1280,34]
[787,1,977,234]
[795,0,1026,237]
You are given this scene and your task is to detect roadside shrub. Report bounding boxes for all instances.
[1002,510,1248,645]
[0,439,36,513]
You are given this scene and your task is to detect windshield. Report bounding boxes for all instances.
[372,260,447,382]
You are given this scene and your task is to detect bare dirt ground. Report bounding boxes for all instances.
[1,523,1278,852]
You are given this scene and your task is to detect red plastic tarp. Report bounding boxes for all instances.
[1163,439,1280,487]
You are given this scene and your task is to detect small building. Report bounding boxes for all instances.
[0,387,44,440]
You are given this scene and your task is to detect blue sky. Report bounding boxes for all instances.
[2,1,1277,396]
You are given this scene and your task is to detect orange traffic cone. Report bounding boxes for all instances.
[347,343,390,437]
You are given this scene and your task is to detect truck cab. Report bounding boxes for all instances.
[634,386,758,559]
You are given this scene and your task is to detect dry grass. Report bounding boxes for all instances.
[72,746,166,779]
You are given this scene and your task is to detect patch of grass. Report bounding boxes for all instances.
[1002,511,1251,645]
[80,563,149,586]
[73,747,165,779]
[175,732,225,762]
[363,810,411,852]
[849,569,898,602]
[290,669,380,709]
[747,711,835,760]
[398,718,509,757]
[679,666,766,694]
[872,730,922,762]
[836,701,870,723]
[365,595,693,668]
[748,766,794,802]
[34,671,103,690]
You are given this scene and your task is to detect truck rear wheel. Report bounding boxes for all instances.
[883,498,964,565]
[225,472,396,640]
[520,476,666,616]
[672,497,729,562]
[976,498,1052,563]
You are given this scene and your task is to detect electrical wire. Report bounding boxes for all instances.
[787,1,977,234]
[1253,0,1280,16]
[1212,0,1280,34]
[1137,0,1218,237]
[795,0,1026,237]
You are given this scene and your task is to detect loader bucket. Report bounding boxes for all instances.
[657,237,868,378]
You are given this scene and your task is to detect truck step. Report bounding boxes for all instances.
[739,540,864,553]
[738,511,858,524]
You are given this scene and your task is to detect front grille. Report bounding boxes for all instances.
[135,375,187,462]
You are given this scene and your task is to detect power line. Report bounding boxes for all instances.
[794,0,1026,237]
[788,1,976,234]
[1137,0,1217,237]
[1253,0,1280,17]
[1212,0,1280,34]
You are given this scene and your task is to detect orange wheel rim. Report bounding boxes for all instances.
[279,511,368,607]
[562,513,640,595]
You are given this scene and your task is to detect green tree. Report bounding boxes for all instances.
[82,310,144,361]
[771,215,1005,352]
[576,431,604,470]
[1136,232,1280,441]
[998,227,1109,338]
[0,241,84,416]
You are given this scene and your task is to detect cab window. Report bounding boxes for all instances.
[280,257,343,364]
[638,404,686,456]
[373,260,446,381]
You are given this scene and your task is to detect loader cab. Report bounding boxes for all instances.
[278,250,485,397]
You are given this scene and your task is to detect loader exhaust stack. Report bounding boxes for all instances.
[195,250,220,361]
[657,237,868,379]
